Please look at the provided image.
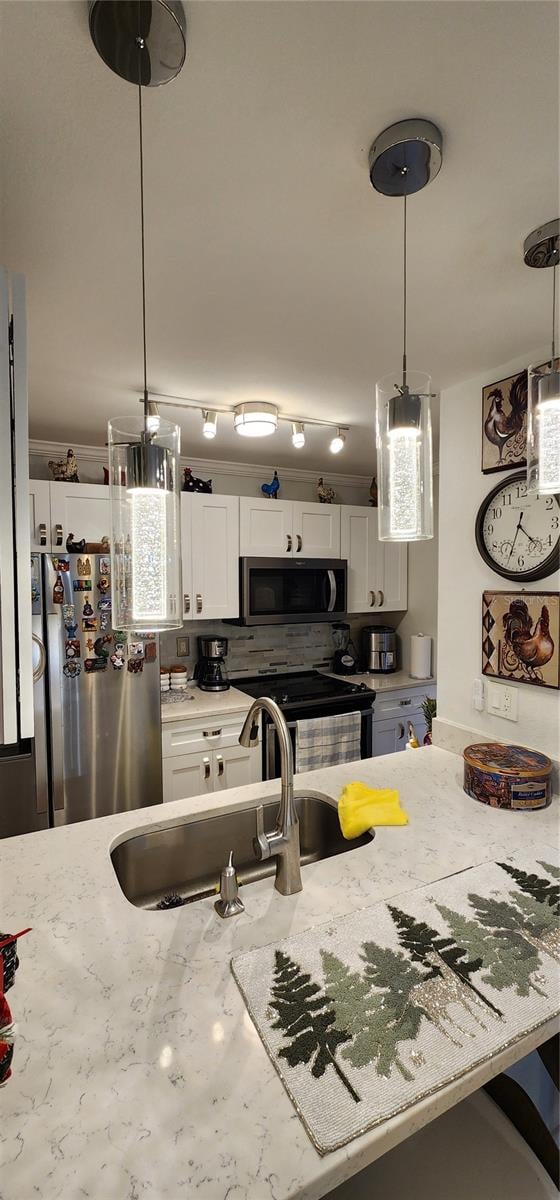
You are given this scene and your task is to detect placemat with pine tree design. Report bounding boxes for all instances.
[231,851,560,1153]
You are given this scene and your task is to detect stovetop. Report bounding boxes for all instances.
[234,670,372,712]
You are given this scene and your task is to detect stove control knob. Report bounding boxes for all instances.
[281,693,289,704]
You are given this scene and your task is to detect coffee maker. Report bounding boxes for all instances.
[331,623,358,675]
[194,636,230,692]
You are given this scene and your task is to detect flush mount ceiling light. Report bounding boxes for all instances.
[369,118,441,542]
[93,0,187,631]
[202,409,218,439]
[233,402,278,438]
[524,219,560,495]
[329,428,346,454]
[291,421,305,449]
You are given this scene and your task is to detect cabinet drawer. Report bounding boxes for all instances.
[161,713,252,759]
[374,686,435,720]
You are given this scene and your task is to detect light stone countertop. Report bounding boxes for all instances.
[1,747,557,1200]
[160,683,253,722]
[323,669,436,692]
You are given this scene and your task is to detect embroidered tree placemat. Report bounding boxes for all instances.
[231,853,560,1154]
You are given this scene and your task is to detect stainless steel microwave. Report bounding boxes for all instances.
[232,558,347,626]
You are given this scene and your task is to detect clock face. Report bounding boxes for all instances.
[475,471,560,582]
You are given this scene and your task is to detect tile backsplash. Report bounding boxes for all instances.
[159,619,371,679]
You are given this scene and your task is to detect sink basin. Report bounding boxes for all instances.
[111,791,374,909]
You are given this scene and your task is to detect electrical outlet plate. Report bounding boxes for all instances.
[176,636,190,657]
[487,681,518,722]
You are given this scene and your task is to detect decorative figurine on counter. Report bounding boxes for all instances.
[261,470,280,500]
[52,574,65,604]
[66,533,86,554]
[369,476,378,507]
[48,448,79,483]
[182,467,213,493]
[317,477,336,504]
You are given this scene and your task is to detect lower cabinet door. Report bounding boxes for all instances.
[162,753,213,802]
[372,718,407,757]
[214,743,261,790]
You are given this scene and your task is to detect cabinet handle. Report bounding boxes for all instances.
[369,590,375,607]
[203,757,211,780]
[184,593,191,613]
[55,523,63,547]
[196,593,202,614]
[399,699,411,707]
[38,522,47,547]
[203,728,222,738]
[286,534,292,553]
[377,589,384,606]
[397,723,405,740]
[296,534,302,553]
[216,755,224,777]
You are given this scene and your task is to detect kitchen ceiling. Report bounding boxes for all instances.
[0,1,557,474]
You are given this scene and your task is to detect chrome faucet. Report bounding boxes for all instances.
[238,698,302,896]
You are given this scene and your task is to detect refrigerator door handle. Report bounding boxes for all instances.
[46,610,65,812]
[32,634,46,683]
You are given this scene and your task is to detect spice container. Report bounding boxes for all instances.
[463,743,552,810]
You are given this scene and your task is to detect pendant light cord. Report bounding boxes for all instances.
[402,189,407,388]
[136,31,149,424]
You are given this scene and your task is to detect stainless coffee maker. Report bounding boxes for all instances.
[361,626,398,673]
[194,636,230,692]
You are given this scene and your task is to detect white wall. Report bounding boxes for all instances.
[435,349,559,764]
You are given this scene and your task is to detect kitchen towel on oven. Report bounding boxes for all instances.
[295,711,361,773]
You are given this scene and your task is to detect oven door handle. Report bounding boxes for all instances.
[327,569,337,613]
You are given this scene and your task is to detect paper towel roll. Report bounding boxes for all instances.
[410,634,432,679]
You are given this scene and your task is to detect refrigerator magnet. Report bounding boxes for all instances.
[99,613,110,631]
[73,579,91,592]
[84,658,106,673]
[128,641,145,659]
[53,557,70,572]
[110,652,125,670]
[144,642,157,662]
[99,557,111,575]
[65,639,81,659]
[63,660,81,678]
[97,575,110,595]
[62,603,75,621]
[77,556,92,577]
[64,621,78,638]
[97,597,111,611]
[127,658,143,674]
[82,600,94,616]
[93,635,112,659]
[82,617,98,632]
[52,574,65,604]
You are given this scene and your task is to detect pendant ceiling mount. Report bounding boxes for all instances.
[523,219,560,269]
[369,118,443,197]
[88,0,187,87]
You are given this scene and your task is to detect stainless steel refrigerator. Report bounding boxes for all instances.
[28,553,162,829]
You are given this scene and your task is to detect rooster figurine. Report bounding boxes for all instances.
[261,470,280,500]
[484,372,527,464]
[317,477,336,504]
[503,598,554,675]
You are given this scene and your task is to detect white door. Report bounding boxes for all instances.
[239,497,294,558]
[214,742,262,790]
[340,506,379,613]
[49,482,111,553]
[292,501,341,558]
[189,493,239,620]
[162,752,213,802]
[29,481,52,552]
[376,541,408,612]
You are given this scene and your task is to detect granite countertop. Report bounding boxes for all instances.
[324,670,437,692]
[1,748,557,1200]
[160,683,253,722]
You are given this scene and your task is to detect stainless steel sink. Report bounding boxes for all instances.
[111,791,374,909]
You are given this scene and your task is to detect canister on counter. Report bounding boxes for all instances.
[463,743,552,811]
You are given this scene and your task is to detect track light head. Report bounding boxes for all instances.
[291,421,305,449]
[202,409,218,439]
[329,428,345,454]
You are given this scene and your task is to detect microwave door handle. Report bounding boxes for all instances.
[327,569,337,612]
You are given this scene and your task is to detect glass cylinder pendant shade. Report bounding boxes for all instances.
[375,371,434,541]
[108,416,182,632]
[527,358,560,495]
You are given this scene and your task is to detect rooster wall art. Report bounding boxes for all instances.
[482,369,527,473]
[482,591,560,690]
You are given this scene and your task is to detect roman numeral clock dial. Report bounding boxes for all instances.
[475,472,560,582]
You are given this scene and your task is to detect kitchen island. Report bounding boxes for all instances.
[1,747,557,1200]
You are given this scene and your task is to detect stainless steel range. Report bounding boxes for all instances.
[235,671,375,780]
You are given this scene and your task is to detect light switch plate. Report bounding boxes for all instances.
[176,636,190,657]
[487,681,518,722]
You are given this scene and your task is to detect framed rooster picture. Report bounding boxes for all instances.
[482,591,560,690]
[482,369,527,473]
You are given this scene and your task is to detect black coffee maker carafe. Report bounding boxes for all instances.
[194,636,230,692]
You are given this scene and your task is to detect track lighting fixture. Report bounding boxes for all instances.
[233,402,278,438]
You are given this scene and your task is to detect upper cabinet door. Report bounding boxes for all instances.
[239,497,294,558]
[292,501,341,558]
[48,483,111,552]
[375,541,408,612]
[180,494,194,619]
[340,506,378,613]
[189,493,240,620]
[29,481,52,551]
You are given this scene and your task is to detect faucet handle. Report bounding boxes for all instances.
[254,804,271,861]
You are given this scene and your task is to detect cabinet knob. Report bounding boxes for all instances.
[38,522,47,547]
[184,594,191,613]
[377,589,384,607]
[369,590,375,607]
[196,593,202,613]
[286,534,292,552]
[55,523,63,547]
[296,534,302,553]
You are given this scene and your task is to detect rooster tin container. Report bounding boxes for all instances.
[463,743,552,811]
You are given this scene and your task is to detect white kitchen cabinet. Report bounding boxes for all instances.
[240,497,340,559]
[28,480,52,551]
[161,708,261,803]
[341,505,407,613]
[162,753,213,803]
[29,481,111,554]
[181,493,239,620]
[239,497,294,558]
[214,742,262,791]
[371,683,436,757]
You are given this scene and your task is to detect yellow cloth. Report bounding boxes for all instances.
[338,781,409,839]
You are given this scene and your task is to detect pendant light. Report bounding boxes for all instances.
[90,1,187,631]
[524,219,560,495]
[369,120,441,542]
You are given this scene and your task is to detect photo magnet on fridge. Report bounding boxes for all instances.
[99,557,111,576]
[128,641,145,659]
[65,639,81,659]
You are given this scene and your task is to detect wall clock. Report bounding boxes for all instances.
[475,471,559,582]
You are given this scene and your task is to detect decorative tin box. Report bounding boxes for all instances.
[463,743,552,811]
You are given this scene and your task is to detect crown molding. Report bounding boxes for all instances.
[28,439,375,488]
